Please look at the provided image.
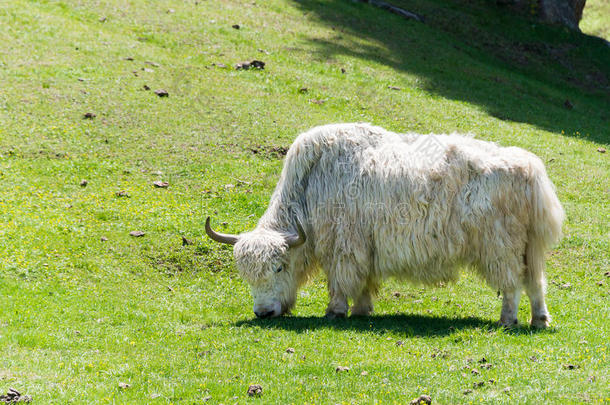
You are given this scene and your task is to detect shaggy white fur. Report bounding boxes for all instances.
[209,123,564,327]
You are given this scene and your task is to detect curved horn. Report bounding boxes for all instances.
[286,220,306,248]
[205,217,239,245]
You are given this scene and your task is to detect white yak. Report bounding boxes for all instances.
[206,123,564,327]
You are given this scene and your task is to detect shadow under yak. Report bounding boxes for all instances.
[235,313,554,337]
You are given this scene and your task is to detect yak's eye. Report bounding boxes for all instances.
[275,265,283,273]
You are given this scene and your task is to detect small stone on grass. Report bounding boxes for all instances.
[129,231,146,237]
[563,364,579,370]
[409,394,432,405]
[0,388,32,403]
[247,384,262,397]
[153,181,169,188]
[235,60,265,70]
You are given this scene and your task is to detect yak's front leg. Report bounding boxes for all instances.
[499,288,521,327]
[351,279,377,316]
[325,282,348,318]
[325,244,370,318]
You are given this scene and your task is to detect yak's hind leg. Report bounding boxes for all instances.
[499,288,521,327]
[351,278,378,316]
[524,240,551,328]
[482,252,524,328]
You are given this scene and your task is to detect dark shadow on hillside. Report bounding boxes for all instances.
[291,0,610,143]
[235,313,552,337]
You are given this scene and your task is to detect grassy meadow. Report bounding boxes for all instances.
[0,0,608,403]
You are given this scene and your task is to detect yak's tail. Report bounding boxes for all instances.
[526,159,564,292]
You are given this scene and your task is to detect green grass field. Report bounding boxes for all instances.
[0,0,608,403]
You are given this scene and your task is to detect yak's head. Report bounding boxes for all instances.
[205,217,306,318]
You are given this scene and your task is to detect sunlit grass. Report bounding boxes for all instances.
[0,0,608,403]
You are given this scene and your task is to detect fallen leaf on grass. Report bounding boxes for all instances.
[154,89,169,97]
[309,98,326,105]
[286,347,295,353]
[129,231,146,237]
[247,384,262,397]
[145,61,160,67]
[388,85,401,90]
[153,181,169,188]
[409,394,432,405]
[335,366,349,372]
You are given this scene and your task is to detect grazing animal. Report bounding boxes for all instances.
[206,123,564,327]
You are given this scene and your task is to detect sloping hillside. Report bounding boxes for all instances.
[0,0,607,403]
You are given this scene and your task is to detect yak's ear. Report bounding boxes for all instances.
[285,220,306,248]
